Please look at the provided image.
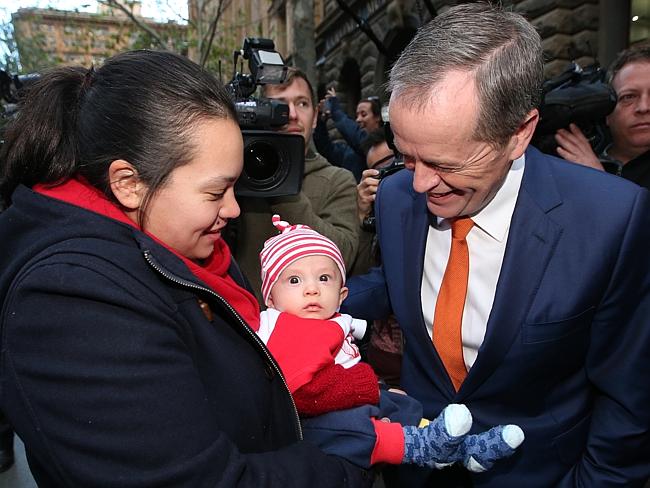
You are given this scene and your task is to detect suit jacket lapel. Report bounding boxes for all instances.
[403,188,455,394]
[458,147,564,399]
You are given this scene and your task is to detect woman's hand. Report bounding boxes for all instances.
[318,98,330,121]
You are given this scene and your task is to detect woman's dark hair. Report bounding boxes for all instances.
[360,128,387,156]
[0,50,237,219]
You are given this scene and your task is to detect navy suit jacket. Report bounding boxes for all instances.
[344,147,650,487]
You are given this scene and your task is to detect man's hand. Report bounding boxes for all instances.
[326,87,337,99]
[554,124,604,171]
[357,169,380,223]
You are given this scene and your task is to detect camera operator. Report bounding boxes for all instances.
[555,45,650,188]
[231,67,359,305]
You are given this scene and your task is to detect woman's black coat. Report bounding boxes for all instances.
[0,186,370,487]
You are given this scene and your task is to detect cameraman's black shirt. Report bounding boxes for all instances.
[601,150,650,190]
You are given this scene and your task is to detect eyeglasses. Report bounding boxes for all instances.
[369,153,395,169]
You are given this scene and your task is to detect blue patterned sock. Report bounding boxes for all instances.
[402,404,472,468]
[457,424,525,473]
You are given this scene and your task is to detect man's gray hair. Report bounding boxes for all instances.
[389,2,543,146]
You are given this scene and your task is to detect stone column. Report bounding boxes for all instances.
[291,0,316,86]
[598,0,630,68]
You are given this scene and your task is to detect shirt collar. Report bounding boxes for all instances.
[435,154,525,242]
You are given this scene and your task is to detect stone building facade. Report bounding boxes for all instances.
[12,1,186,71]
[203,0,326,83]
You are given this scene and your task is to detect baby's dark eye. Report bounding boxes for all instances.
[319,275,330,282]
[289,276,300,284]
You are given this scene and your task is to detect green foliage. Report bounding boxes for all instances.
[2,1,241,76]
[131,23,189,55]
[9,21,55,72]
[201,8,249,76]
[2,11,60,72]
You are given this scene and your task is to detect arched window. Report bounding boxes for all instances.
[374,27,416,102]
[337,58,361,117]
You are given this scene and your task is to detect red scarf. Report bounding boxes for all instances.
[34,177,260,330]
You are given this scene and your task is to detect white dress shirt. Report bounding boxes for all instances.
[421,154,525,371]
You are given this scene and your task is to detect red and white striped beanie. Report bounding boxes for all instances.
[260,214,346,306]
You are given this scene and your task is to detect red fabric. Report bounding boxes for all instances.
[293,362,379,417]
[266,313,345,392]
[33,177,260,330]
[369,418,405,465]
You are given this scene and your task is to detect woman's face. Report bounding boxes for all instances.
[144,118,243,261]
[356,101,381,131]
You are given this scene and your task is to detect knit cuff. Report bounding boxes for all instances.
[349,362,381,405]
[293,362,379,417]
[369,418,405,465]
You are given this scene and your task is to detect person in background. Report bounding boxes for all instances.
[343,3,650,487]
[554,44,650,188]
[354,95,383,132]
[314,88,383,181]
[228,67,359,306]
[355,128,397,238]
[0,50,371,487]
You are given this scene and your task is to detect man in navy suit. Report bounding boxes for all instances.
[343,3,650,487]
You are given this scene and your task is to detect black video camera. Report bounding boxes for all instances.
[532,61,617,157]
[226,38,304,197]
[1,70,41,105]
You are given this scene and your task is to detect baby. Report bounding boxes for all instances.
[255,215,524,470]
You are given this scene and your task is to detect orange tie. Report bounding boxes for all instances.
[432,217,474,391]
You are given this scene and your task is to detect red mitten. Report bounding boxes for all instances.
[293,362,380,417]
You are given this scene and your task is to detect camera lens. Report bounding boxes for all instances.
[244,141,280,181]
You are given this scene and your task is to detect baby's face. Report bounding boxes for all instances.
[268,255,348,320]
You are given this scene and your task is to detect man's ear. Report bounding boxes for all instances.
[311,103,319,130]
[108,160,146,210]
[507,108,539,161]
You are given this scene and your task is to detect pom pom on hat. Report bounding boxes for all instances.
[260,215,346,306]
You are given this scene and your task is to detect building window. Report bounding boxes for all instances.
[338,58,361,116]
[631,0,650,43]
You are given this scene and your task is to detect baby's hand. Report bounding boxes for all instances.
[456,424,524,472]
[401,404,524,472]
[402,404,472,468]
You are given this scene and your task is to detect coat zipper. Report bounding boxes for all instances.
[143,250,303,440]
